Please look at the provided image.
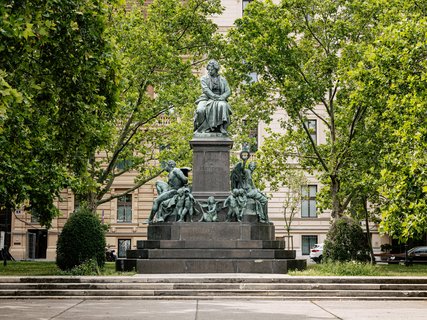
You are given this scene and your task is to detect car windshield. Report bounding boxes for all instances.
[408,247,424,254]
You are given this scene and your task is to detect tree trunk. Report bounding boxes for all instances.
[330,175,341,219]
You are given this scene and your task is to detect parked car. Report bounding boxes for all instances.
[309,243,323,263]
[387,246,427,264]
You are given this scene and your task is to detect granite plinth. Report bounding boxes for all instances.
[147,222,275,241]
[137,258,306,274]
[137,239,286,250]
[130,248,294,259]
[126,222,305,274]
[189,136,233,201]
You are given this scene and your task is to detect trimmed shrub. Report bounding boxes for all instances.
[56,207,106,271]
[324,216,370,262]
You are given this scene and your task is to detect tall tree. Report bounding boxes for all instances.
[0,0,118,227]
[73,0,223,211]
[224,0,384,219]
[347,0,427,243]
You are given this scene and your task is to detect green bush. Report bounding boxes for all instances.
[56,207,106,271]
[324,216,370,262]
[62,259,101,276]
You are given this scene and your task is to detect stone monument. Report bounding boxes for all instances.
[117,60,306,273]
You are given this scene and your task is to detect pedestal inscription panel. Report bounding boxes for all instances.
[190,136,233,200]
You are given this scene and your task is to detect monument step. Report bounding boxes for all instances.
[127,249,294,259]
[137,259,307,274]
[137,240,285,250]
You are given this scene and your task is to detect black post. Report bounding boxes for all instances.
[3,246,7,266]
[404,244,410,266]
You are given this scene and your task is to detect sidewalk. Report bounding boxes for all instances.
[0,299,426,320]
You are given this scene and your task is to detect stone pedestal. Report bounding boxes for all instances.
[116,134,307,274]
[126,222,306,274]
[189,135,233,201]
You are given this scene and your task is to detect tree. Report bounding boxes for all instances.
[254,134,307,249]
[0,0,118,228]
[346,0,427,243]
[224,0,385,220]
[280,169,307,250]
[72,0,223,212]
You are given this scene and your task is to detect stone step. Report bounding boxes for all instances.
[1,276,427,284]
[0,289,426,298]
[127,249,294,260]
[1,295,426,301]
[2,282,427,291]
[137,240,285,250]
[1,276,427,300]
[136,259,306,273]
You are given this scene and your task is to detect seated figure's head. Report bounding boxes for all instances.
[207,59,220,76]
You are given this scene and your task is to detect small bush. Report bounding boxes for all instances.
[56,207,106,271]
[62,259,101,276]
[324,216,370,262]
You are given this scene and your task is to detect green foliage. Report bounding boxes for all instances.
[74,0,223,210]
[0,0,118,226]
[56,207,106,271]
[224,0,385,219]
[323,217,370,262]
[346,0,427,243]
[291,261,382,276]
[61,259,101,276]
[290,262,427,276]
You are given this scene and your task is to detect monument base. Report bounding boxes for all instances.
[120,222,306,274]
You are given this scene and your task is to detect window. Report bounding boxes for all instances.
[242,0,253,13]
[249,126,258,152]
[116,159,133,170]
[301,185,317,218]
[30,209,39,223]
[302,235,318,255]
[305,119,317,144]
[118,239,131,258]
[117,194,132,223]
[30,214,39,223]
[73,195,81,212]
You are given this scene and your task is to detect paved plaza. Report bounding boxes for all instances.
[0,299,426,320]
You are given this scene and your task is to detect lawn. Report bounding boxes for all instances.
[2,261,427,276]
[289,262,427,276]
[0,261,133,276]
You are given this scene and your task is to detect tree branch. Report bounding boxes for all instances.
[297,112,329,173]
[96,169,164,206]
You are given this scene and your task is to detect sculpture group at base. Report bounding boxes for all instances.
[147,158,269,224]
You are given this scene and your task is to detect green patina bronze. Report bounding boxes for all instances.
[194,59,232,135]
